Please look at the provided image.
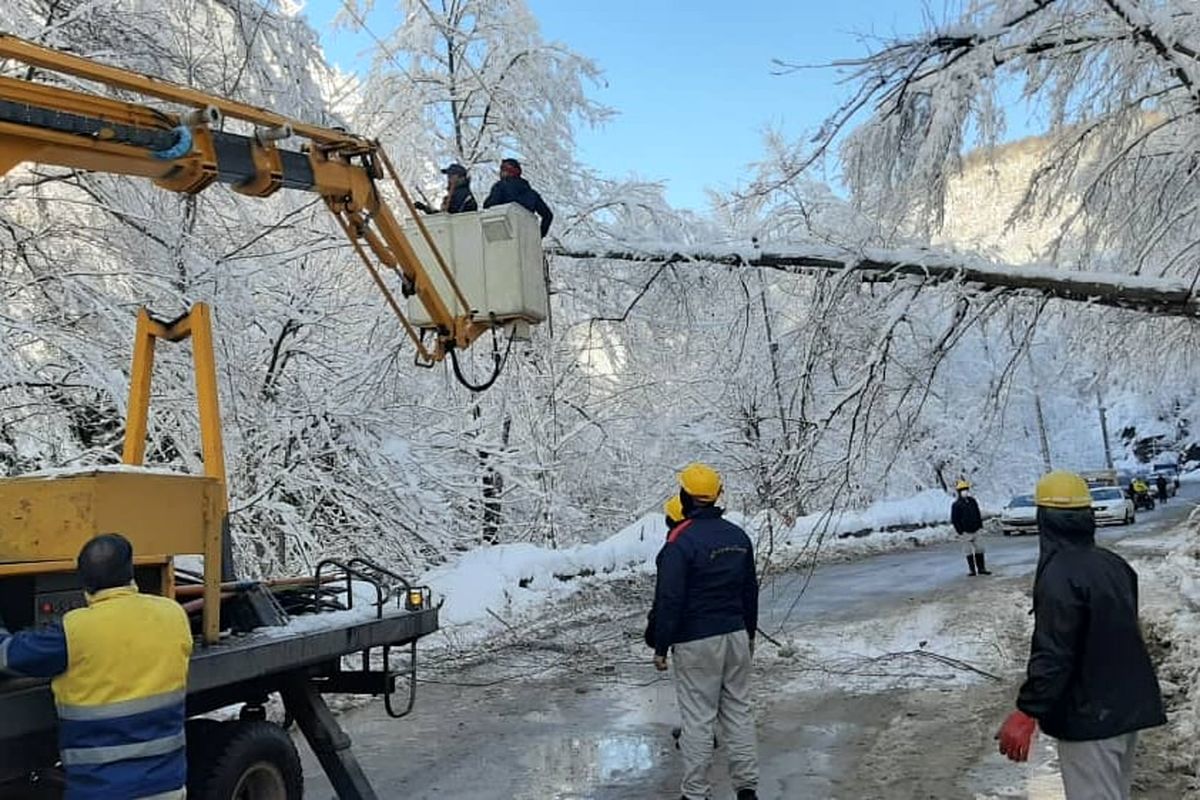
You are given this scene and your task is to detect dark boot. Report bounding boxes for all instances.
[966,556,977,576]
[736,790,759,800]
[975,553,992,575]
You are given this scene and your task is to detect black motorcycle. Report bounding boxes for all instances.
[1130,488,1156,511]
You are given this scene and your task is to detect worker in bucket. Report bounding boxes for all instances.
[997,470,1165,799]
[652,463,759,800]
[483,157,554,237]
[0,533,192,799]
[414,163,478,215]
[951,479,991,576]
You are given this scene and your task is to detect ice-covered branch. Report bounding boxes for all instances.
[550,243,1200,318]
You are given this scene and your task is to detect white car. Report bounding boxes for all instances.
[1091,486,1135,526]
[1001,494,1038,536]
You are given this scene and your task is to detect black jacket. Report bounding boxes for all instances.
[483,176,553,236]
[951,495,983,534]
[417,183,477,215]
[1017,508,1166,741]
[651,508,758,658]
[445,183,478,214]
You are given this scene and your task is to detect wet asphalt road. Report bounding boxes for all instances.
[760,484,1199,632]
[300,484,1199,799]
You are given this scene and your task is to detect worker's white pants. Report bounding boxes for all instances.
[1058,732,1138,800]
[672,630,758,799]
[960,532,985,557]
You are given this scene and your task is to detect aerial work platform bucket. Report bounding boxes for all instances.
[404,203,548,339]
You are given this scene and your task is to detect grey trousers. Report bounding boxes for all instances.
[1058,732,1138,800]
[673,630,758,799]
[960,532,985,556]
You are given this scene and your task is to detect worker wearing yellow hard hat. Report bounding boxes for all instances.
[646,495,691,652]
[951,478,990,576]
[663,495,685,530]
[998,470,1164,798]
[651,462,759,800]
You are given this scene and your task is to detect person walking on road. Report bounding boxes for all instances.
[952,479,991,576]
[997,470,1166,800]
[1155,473,1169,504]
[652,463,759,800]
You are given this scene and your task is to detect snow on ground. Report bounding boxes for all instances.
[1133,517,1200,796]
[763,489,995,567]
[769,579,1029,695]
[420,489,980,646]
[421,512,663,632]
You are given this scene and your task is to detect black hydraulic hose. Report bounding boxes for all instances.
[449,326,516,393]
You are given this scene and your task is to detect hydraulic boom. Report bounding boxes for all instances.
[0,33,490,364]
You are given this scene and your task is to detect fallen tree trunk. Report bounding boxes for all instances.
[550,244,1200,318]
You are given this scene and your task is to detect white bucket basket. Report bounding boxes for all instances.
[405,203,548,334]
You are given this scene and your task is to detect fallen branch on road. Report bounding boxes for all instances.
[869,649,1004,682]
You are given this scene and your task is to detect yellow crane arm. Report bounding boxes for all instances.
[0,33,485,363]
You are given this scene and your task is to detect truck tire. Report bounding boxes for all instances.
[189,720,302,800]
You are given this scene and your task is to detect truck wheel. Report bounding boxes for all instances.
[190,721,302,800]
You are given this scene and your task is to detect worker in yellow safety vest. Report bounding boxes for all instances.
[0,534,193,800]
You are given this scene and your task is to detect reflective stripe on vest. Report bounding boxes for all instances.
[60,731,186,766]
[57,689,186,721]
[0,637,10,670]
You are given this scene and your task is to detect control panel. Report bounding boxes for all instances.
[33,589,86,627]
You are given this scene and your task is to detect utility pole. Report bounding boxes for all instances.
[1026,348,1053,473]
[1097,390,1115,470]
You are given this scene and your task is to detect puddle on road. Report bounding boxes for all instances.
[516,733,658,790]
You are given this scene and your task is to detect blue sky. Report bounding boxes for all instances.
[303,1,939,210]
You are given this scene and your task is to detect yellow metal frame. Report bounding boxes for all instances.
[122,303,227,644]
[0,33,494,363]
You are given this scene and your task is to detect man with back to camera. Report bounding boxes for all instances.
[652,463,759,800]
[997,470,1165,800]
[0,533,193,799]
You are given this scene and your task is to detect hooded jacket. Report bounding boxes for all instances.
[1017,508,1166,741]
[482,175,553,236]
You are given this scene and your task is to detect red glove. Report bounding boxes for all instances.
[997,710,1037,762]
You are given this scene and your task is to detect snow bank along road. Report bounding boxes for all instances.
[301,487,1198,799]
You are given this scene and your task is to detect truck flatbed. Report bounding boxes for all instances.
[0,604,439,799]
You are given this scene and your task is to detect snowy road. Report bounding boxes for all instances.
[301,487,1198,799]
[759,487,1196,631]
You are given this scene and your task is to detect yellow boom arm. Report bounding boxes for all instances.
[0,33,486,363]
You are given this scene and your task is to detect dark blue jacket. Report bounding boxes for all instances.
[652,507,758,657]
[482,176,553,236]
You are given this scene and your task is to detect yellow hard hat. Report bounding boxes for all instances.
[678,462,722,503]
[663,496,684,524]
[1034,470,1093,509]
[956,479,971,491]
